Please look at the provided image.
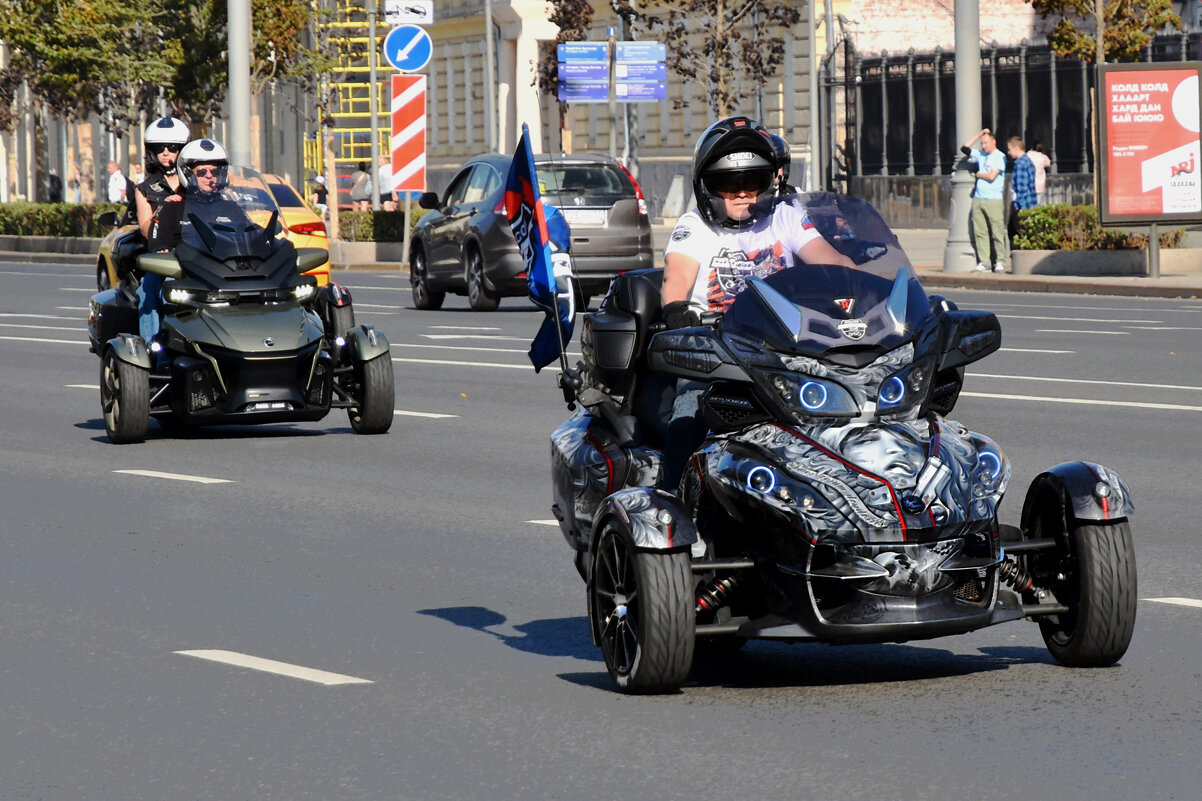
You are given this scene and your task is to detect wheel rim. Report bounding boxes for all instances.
[467,251,483,305]
[101,353,122,433]
[411,251,428,304]
[594,528,640,677]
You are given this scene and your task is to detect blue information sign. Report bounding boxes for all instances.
[383,24,432,72]
[616,62,666,82]
[558,82,609,104]
[616,41,666,63]
[617,81,666,101]
[559,63,609,81]
[557,42,609,62]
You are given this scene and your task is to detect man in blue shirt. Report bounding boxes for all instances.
[1006,136,1037,249]
[961,128,1007,272]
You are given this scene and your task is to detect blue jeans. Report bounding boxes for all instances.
[137,272,164,345]
[659,379,708,493]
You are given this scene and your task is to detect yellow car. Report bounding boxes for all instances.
[263,173,330,286]
[96,170,330,291]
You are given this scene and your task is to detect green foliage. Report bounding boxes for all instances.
[1013,204,1183,250]
[1028,0,1180,62]
[0,0,329,133]
[0,203,124,237]
[337,208,425,242]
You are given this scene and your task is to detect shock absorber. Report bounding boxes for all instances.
[696,575,740,615]
[998,556,1034,593]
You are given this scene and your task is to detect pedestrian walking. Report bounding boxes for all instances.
[376,155,397,211]
[313,175,329,217]
[1006,136,1037,249]
[106,161,128,204]
[1027,142,1051,206]
[349,161,371,211]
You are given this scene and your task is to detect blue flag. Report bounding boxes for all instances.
[505,124,575,372]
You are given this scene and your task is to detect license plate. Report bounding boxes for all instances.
[562,208,606,226]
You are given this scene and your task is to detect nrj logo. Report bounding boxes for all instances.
[1171,154,1195,177]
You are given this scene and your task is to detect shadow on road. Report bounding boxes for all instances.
[418,606,597,661]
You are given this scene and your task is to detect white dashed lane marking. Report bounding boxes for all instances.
[114,470,233,484]
[175,650,373,686]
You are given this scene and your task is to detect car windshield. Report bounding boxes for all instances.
[722,193,931,359]
[538,162,633,201]
[267,181,305,208]
[180,166,282,261]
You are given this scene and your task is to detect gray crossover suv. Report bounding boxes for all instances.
[409,153,654,311]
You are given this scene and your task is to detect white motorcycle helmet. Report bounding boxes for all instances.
[143,117,191,176]
[178,138,230,193]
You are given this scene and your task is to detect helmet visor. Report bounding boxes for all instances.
[702,167,775,196]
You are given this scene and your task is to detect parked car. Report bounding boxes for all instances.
[409,153,654,311]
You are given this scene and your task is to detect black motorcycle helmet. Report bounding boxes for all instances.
[692,116,778,228]
[769,132,792,194]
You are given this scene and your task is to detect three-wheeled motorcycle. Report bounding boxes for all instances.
[549,192,1136,693]
[87,167,394,443]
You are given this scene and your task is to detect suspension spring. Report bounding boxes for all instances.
[695,574,740,615]
[998,557,1034,593]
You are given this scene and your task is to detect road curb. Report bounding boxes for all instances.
[914,268,1202,299]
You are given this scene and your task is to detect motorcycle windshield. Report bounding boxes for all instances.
[722,194,932,359]
[180,166,282,262]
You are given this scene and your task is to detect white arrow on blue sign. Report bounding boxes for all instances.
[384,24,432,72]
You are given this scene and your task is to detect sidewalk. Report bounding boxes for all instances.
[651,221,1202,300]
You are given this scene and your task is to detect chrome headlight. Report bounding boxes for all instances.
[755,369,860,421]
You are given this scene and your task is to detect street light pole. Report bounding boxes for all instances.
[942,0,981,272]
[227,0,253,167]
[369,0,381,211]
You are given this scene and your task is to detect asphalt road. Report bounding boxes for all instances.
[2,261,1201,801]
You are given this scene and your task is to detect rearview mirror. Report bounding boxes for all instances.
[296,247,330,274]
[418,191,440,210]
[97,210,119,227]
[937,310,1001,371]
[137,253,182,279]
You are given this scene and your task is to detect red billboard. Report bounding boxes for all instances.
[1097,62,1202,226]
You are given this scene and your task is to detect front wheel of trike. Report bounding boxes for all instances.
[591,520,694,694]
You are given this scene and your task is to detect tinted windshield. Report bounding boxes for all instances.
[267,181,305,208]
[180,167,281,260]
[722,194,931,358]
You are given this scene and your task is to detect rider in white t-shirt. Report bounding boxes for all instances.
[657,115,854,491]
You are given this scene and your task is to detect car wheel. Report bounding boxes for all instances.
[410,246,445,310]
[591,520,694,693]
[97,261,111,291]
[465,247,500,311]
[100,348,149,444]
[1037,520,1137,667]
[347,354,395,434]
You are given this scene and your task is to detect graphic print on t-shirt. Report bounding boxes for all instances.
[705,242,785,310]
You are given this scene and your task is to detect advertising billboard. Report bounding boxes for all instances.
[1097,62,1202,226]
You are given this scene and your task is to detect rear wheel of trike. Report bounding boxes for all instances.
[347,354,395,434]
[591,520,694,693]
[1036,520,1137,667]
[100,348,149,444]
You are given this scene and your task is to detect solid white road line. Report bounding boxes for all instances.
[113,469,233,484]
[0,313,84,320]
[429,325,503,330]
[1144,597,1202,609]
[960,391,1202,412]
[175,650,373,685]
[0,335,87,345]
[0,322,87,333]
[973,373,1202,393]
[421,334,532,341]
[392,356,532,370]
[66,384,98,389]
[527,520,560,526]
[998,347,1075,354]
[996,314,1163,324]
[394,409,459,418]
[1034,329,1129,335]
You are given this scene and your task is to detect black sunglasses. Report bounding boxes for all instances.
[153,143,182,154]
[193,166,221,178]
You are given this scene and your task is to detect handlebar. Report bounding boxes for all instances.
[648,311,723,335]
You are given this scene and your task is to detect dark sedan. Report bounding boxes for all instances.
[409,153,654,310]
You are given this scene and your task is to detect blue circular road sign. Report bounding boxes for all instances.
[384,24,432,72]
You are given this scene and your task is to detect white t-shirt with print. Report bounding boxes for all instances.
[663,199,823,313]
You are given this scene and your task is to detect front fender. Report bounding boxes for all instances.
[591,487,699,552]
[1021,461,1134,529]
[106,333,152,370]
[346,324,391,362]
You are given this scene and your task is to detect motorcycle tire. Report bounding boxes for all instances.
[347,354,395,434]
[1039,520,1137,668]
[328,303,355,343]
[591,520,694,694]
[101,348,149,444]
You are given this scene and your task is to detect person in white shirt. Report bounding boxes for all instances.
[657,115,854,491]
[106,161,127,204]
[376,155,397,211]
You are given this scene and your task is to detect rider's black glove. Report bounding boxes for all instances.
[662,301,700,329]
